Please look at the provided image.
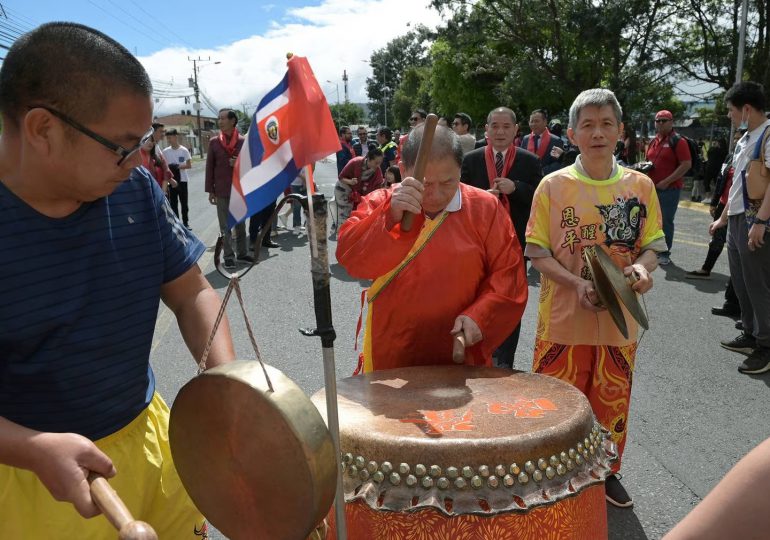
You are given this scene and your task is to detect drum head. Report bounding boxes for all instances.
[170,361,336,540]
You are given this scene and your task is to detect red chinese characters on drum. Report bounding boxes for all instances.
[399,398,559,435]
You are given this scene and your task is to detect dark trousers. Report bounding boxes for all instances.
[494,323,521,369]
[727,214,770,347]
[248,202,276,246]
[702,203,727,272]
[168,182,189,226]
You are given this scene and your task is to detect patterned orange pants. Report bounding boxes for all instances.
[533,338,637,473]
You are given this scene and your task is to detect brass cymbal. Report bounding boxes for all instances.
[591,245,649,330]
[583,246,629,339]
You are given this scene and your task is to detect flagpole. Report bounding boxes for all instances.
[288,50,347,540]
[299,189,347,540]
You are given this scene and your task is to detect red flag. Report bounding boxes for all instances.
[287,55,341,167]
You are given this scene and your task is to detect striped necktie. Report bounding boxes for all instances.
[495,151,504,177]
[533,134,540,151]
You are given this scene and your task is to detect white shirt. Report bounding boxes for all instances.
[727,119,770,215]
[162,145,192,183]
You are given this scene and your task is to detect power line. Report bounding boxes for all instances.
[85,0,159,46]
[125,0,196,50]
[0,5,38,30]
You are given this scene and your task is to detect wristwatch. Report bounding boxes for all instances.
[755,216,769,226]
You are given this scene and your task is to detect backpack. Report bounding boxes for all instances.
[670,133,701,177]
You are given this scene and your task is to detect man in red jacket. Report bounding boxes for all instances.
[205,108,251,269]
[337,125,527,372]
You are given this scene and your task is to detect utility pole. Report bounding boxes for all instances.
[342,70,349,104]
[188,56,206,158]
[188,56,221,157]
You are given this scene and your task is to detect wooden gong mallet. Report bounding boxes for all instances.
[88,473,158,540]
[400,113,439,233]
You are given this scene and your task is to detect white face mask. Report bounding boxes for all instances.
[739,107,749,131]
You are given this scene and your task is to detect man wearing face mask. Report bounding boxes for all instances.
[645,110,692,266]
[710,81,770,375]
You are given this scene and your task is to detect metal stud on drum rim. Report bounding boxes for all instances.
[170,361,336,540]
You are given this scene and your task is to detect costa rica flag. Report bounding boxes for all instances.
[227,55,340,229]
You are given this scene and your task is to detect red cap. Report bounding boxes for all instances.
[655,110,673,120]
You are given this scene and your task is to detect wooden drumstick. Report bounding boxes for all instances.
[401,113,439,232]
[452,332,466,364]
[88,473,158,540]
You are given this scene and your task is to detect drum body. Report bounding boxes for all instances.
[311,366,615,540]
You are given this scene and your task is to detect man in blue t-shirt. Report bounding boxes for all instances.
[0,23,235,538]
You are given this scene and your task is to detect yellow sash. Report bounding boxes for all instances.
[361,211,450,372]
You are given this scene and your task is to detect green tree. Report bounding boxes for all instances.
[428,0,698,122]
[391,66,433,128]
[329,102,365,128]
[365,25,433,127]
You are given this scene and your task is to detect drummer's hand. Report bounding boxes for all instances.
[625,263,653,294]
[451,315,482,347]
[493,177,516,195]
[29,432,116,518]
[576,279,605,312]
[389,177,424,222]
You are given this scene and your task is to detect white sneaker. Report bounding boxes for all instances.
[293,226,303,236]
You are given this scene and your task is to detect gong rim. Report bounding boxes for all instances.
[169,360,336,540]
[592,245,649,330]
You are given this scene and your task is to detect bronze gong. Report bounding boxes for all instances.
[169,360,337,540]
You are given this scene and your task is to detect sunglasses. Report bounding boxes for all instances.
[654,118,671,123]
[409,117,419,122]
[31,105,154,165]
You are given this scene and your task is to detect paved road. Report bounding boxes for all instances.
[151,159,770,540]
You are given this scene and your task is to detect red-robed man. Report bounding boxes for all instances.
[336,125,528,372]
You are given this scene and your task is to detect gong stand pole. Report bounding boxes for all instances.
[299,191,347,540]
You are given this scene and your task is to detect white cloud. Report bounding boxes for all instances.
[139,0,443,118]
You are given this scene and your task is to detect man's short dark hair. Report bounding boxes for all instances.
[454,113,472,128]
[377,127,392,140]
[339,126,351,136]
[725,81,766,111]
[165,128,178,136]
[152,122,164,130]
[218,108,238,125]
[0,22,152,126]
[530,108,549,121]
[366,147,383,160]
[414,109,428,120]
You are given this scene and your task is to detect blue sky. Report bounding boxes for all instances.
[2,1,324,56]
[1,0,443,116]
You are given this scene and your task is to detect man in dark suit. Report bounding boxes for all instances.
[520,109,564,174]
[353,126,376,156]
[461,106,542,368]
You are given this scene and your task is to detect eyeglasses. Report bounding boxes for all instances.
[654,118,671,123]
[409,116,419,122]
[31,105,154,165]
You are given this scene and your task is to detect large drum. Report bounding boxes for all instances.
[312,366,616,540]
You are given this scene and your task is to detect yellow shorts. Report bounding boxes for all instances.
[0,393,207,539]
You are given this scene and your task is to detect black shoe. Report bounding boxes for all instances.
[736,321,744,331]
[684,269,711,279]
[738,347,770,375]
[711,305,741,318]
[223,258,236,269]
[237,254,255,263]
[605,474,633,508]
[261,240,280,248]
[184,223,192,230]
[720,333,757,355]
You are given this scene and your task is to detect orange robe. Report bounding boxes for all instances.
[336,183,527,371]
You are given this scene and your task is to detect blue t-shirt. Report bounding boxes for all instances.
[0,168,205,440]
